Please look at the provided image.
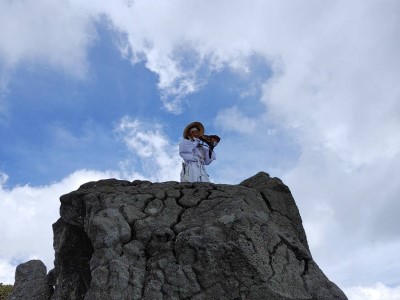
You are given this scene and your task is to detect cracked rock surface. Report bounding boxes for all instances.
[14,172,347,300]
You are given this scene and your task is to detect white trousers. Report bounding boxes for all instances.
[180,161,211,182]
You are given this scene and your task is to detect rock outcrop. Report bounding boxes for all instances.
[12,172,348,299]
[9,260,53,300]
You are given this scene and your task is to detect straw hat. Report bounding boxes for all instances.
[183,121,204,139]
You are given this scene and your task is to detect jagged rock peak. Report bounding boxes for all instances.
[12,172,347,300]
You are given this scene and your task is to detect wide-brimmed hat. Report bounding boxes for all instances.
[183,121,204,139]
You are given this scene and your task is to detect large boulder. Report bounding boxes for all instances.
[12,172,348,300]
[9,259,53,300]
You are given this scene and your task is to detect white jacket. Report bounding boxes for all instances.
[179,138,216,182]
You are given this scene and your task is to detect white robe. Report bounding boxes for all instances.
[179,138,216,182]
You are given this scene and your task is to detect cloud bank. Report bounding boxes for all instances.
[0,169,120,283]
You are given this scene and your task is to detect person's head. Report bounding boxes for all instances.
[183,122,205,140]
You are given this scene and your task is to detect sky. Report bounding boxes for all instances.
[0,0,399,299]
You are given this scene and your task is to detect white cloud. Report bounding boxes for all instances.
[215,106,258,134]
[0,169,121,284]
[283,147,400,288]
[115,116,182,182]
[345,283,400,300]
[0,258,16,285]
[0,172,8,186]
[2,0,399,120]
[261,1,400,168]
[0,0,97,77]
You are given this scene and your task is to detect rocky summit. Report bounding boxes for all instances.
[10,172,348,300]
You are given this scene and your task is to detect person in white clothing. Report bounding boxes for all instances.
[179,122,217,182]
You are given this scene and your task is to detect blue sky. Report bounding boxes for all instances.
[1,25,160,186]
[1,1,400,299]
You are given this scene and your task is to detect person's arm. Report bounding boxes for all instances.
[204,148,216,165]
[179,139,199,162]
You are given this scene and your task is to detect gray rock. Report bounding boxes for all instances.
[9,259,53,300]
[12,172,348,300]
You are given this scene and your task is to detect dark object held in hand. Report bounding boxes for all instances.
[199,135,220,147]
[199,135,221,158]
